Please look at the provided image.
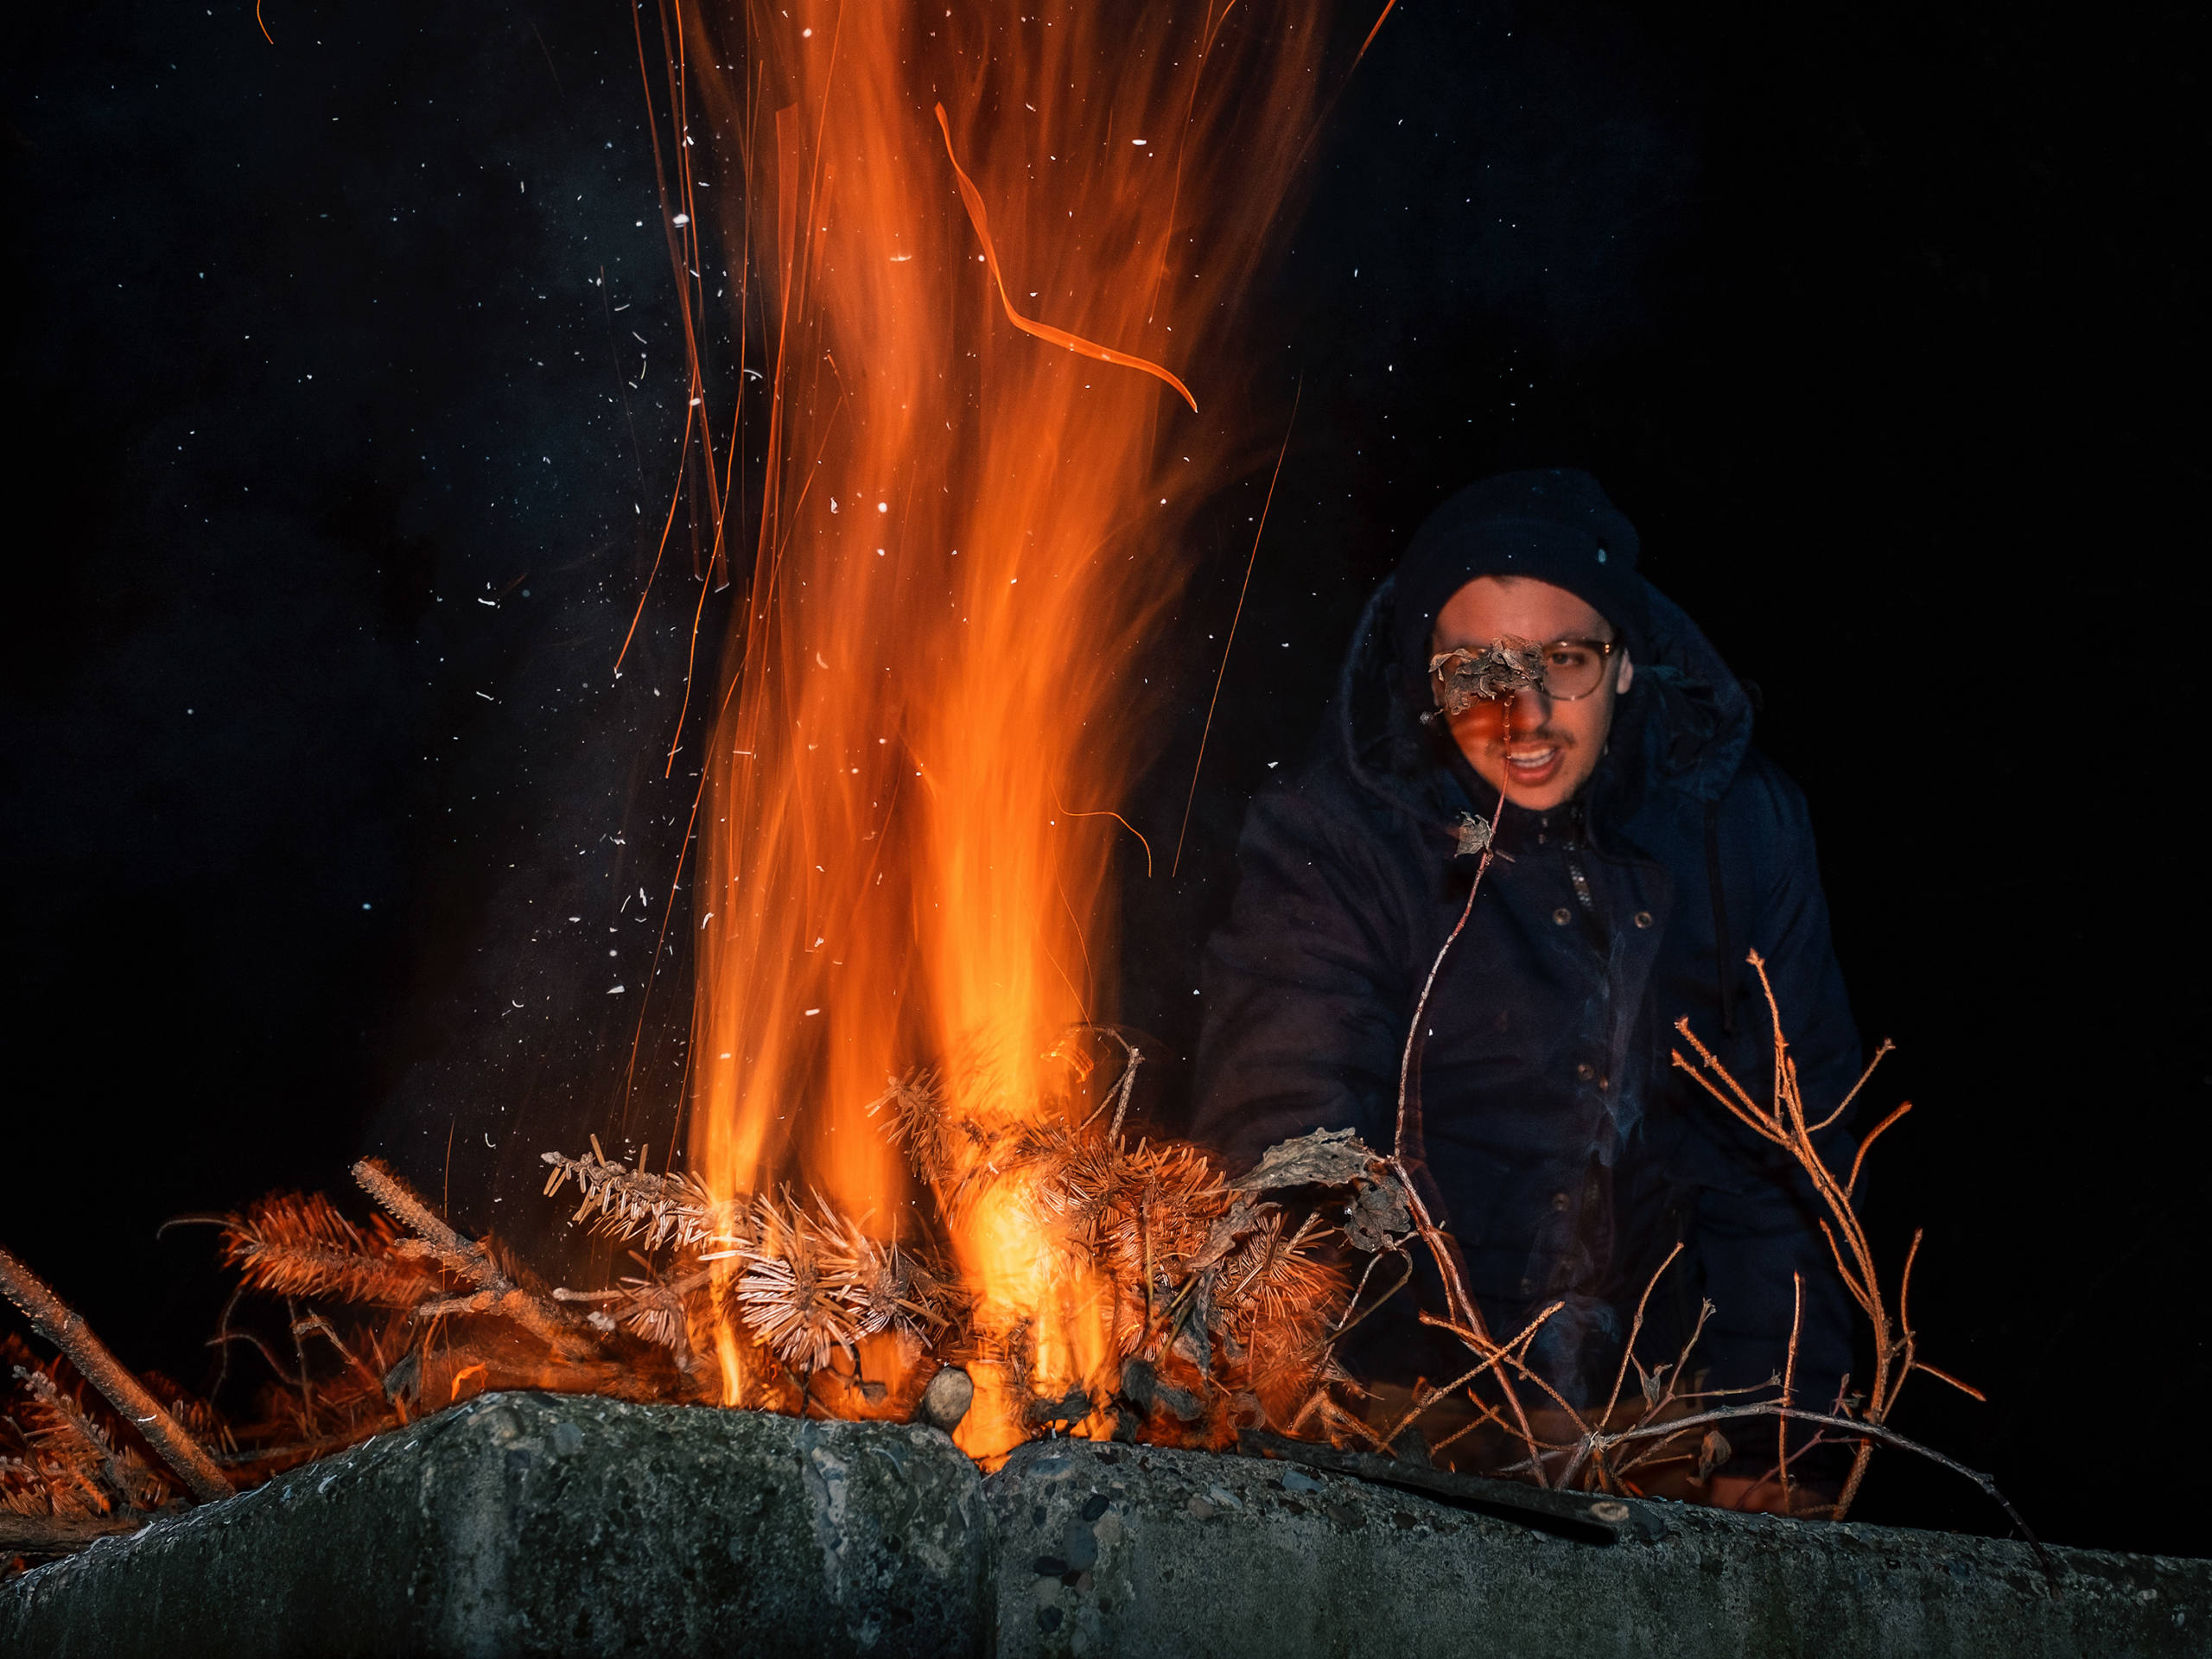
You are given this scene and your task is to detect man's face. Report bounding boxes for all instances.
[1430,575,1633,812]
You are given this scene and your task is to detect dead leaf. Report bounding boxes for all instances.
[1341,1180,1413,1253]
[1428,639,1546,716]
[1231,1128,1382,1193]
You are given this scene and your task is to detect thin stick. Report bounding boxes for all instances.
[0,1513,145,1554]
[1599,1242,1685,1430]
[1387,1303,1562,1449]
[1395,858,1488,1166]
[1847,1102,1913,1196]
[1171,383,1300,878]
[1596,1401,2034,1543]
[1779,1271,1802,1514]
[353,1159,598,1358]
[1914,1361,1988,1402]
[1898,1227,1924,1344]
[0,1241,233,1502]
[286,1298,317,1434]
[1807,1039,1895,1134]
[1387,801,1548,1478]
[1329,1249,1414,1342]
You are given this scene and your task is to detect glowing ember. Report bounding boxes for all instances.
[676,2,1325,1453]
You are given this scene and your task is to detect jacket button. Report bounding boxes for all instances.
[1552,907,1572,925]
[1634,910,1653,928]
[1551,1192,1570,1212]
[1518,1276,1535,1296]
[1575,1062,1594,1080]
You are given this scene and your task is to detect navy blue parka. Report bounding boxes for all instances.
[1192,570,1865,1429]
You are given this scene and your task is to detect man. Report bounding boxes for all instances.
[1192,469,1862,1508]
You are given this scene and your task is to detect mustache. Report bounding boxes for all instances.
[1494,732,1573,751]
[1457,711,1575,750]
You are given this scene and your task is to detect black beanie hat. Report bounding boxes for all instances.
[1389,468,1648,707]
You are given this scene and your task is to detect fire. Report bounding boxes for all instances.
[677,1,1324,1454]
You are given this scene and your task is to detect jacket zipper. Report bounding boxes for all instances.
[1566,854,1596,913]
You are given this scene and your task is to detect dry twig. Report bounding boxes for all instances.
[1670,952,1986,1518]
[352,1159,599,1360]
[0,1242,232,1503]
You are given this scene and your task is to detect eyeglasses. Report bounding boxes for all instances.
[1429,636,1618,714]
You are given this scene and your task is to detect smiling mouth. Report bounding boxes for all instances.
[1504,746,1561,773]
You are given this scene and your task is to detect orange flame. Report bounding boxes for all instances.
[679,1,1324,1453]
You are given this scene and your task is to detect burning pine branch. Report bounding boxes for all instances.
[855,1034,1355,1446]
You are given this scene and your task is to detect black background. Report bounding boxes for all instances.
[4,2,2202,1554]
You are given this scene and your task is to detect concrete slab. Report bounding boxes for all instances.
[6,1394,2205,1657]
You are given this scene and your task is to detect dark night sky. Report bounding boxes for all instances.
[5,2,2202,1554]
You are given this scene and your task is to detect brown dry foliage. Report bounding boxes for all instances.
[3,981,2012,1555]
[221,1192,433,1307]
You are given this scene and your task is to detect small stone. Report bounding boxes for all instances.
[1186,1497,1216,1520]
[1281,1468,1325,1494]
[1033,1555,1069,1577]
[1080,1492,1111,1522]
[1064,1526,1098,1571]
[912,1366,974,1433]
[1036,1607,1063,1633]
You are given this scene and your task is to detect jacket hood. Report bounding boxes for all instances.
[1328,571,1755,830]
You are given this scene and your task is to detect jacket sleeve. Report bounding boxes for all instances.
[1189,778,1420,1177]
[1690,760,1866,1442]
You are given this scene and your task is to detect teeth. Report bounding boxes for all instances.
[1506,749,1556,766]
